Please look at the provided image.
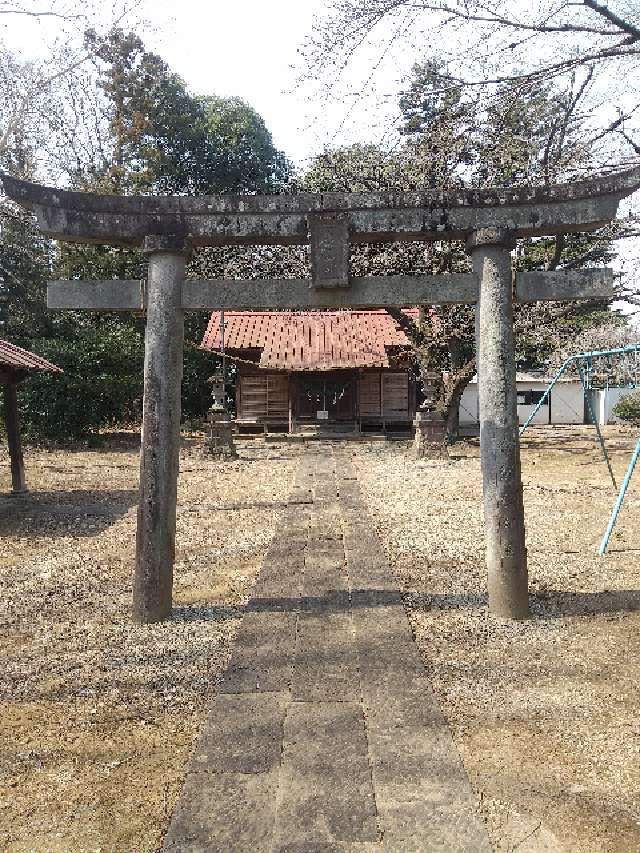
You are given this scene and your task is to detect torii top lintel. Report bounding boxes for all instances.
[2,169,640,248]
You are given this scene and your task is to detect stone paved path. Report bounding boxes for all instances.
[162,447,492,852]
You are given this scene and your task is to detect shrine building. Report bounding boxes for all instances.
[200,310,418,434]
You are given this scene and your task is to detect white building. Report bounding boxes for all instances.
[459,373,584,426]
[590,386,638,425]
[459,374,638,426]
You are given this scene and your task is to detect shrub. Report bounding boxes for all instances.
[613,390,640,426]
[12,318,218,442]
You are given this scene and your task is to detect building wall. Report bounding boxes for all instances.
[549,383,584,424]
[358,369,413,421]
[459,384,478,424]
[236,368,289,422]
[591,387,637,425]
[458,380,585,426]
[517,382,550,426]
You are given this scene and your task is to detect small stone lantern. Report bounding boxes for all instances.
[207,372,237,458]
[413,370,447,459]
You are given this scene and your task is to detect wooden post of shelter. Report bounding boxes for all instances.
[3,372,25,493]
[0,339,62,494]
[2,169,639,622]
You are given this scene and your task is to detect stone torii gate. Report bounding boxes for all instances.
[3,169,639,624]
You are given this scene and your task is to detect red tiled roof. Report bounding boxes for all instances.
[0,339,62,373]
[201,310,417,371]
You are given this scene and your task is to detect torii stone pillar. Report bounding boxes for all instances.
[133,236,188,623]
[469,228,528,619]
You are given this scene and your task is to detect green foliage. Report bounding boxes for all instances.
[0,204,52,342]
[613,391,640,426]
[82,29,290,196]
[303,143,403,192]
[399,62,475,186]
[83,28,210,194]
[182,320,219,421]
[18,319,144,439]
[200,96,290,193]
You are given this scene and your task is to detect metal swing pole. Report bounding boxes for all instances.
[578,364,618,492]
[599,437,640,555]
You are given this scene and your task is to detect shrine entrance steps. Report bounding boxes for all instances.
[162,447,491,852]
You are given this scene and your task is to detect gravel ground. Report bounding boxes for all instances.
[352,425,640,853]
[0,435,297,853]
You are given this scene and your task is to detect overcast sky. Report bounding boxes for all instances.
[144,1,640,320]
[9,0,414,167]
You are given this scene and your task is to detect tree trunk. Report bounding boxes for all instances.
[411,349,449,457]
[445,399,460,443]
[442,356,476,444]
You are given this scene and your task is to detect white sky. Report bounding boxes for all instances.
[10,0,414,168]
[121,1,640,324]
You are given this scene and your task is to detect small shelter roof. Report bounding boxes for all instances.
[201,310,417,371]
[0,339,62,375]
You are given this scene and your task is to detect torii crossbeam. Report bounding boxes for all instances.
[3,168,639,623]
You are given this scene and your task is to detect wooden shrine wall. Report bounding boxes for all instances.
[359,370,413,420]
[236,366,289,422]
[235,364,414,424]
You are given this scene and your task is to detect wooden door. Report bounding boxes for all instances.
[294,373,355,421]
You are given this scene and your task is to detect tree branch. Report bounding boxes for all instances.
[386,306,421,341]
[0,9,83,18]
[407,1,621,36]
[547,234,566,271]
[582,0,640,43]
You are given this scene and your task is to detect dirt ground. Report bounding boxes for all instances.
[353,425,640,853]
[0,426,638,852]
[0,436,297,853]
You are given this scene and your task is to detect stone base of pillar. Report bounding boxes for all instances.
[208,412,238,458]
[412,410,448,459]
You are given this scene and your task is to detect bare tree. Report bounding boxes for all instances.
[0,0,142,168]
[305,0,640,171]
[546,316,639,383]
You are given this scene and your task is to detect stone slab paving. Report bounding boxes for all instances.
[162,447,492,852]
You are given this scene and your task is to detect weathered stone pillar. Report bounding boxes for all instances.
[133,236,188,623]
[3,377,26,493]
[468,227,528,619]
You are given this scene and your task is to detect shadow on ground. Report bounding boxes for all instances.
[0,488,138,537]
[408,589,640,618]
[173,586,640,625]
[534,588,640,617]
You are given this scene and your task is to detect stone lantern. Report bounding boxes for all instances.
[413,370,447,458]
[207,372,237,458]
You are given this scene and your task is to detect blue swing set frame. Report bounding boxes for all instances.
[519,343,640,554]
